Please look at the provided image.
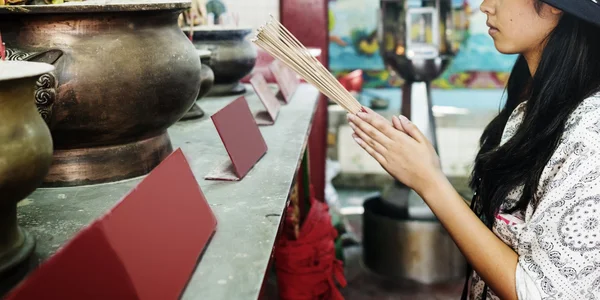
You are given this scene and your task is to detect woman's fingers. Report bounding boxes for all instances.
[397,115,428,144]
[352,134,387,164]
[355,110,400,140]
[348,113,393,147]
[392,114,404,132]
[349,121,389,156]
[362,107,394,127]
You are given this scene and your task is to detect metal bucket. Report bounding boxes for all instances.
[362,196,465,284]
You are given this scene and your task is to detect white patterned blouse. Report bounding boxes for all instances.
[469,92,600,300]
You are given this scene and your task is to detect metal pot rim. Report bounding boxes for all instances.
[0,0,190,14]
[0,61,54,81]
[182,26,253,32]
[181,26,253,39]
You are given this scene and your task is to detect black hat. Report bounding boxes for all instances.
[542,0,600,27]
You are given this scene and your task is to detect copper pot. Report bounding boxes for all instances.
[0,61,54,294]
[0,1,202,187]
[183,26,257,96]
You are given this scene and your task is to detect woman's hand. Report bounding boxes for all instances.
[346,107,444,196]
[348,108,520,300]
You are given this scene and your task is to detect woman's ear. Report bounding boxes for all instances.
[549,6,562,15]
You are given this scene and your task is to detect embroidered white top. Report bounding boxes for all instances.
[469,92,600,300]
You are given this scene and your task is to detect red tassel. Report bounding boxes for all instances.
[275,186,346,300]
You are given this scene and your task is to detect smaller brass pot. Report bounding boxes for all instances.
[198,50,216,99]
[0,61,54,295]
[183,26,257,97]
[181,49,215,121]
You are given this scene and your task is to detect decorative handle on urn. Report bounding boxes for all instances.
[5,47,63,126]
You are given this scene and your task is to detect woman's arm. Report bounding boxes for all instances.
[422,173,518,300]
[346,108,518,299]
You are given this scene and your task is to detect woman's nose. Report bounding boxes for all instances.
[480,0,495,15]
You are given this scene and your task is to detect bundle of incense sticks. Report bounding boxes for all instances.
[252,16,363,114]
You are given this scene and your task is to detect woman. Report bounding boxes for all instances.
[347,0,600,298]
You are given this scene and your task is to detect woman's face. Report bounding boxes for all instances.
[480,0,562,55]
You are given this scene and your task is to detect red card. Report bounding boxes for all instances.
[282,63,300,94]
[205,97,268,181]
[270,61,295,103]
[6,149,217,300]
[250,73,281,126]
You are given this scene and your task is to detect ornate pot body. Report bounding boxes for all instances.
[0,1,202,187]
[184,27,257,96]
[0,61,54,295]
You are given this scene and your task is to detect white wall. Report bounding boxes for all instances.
[222,0,279,30]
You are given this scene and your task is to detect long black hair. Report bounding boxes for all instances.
[471,10,600,226]
[463,6,600,300]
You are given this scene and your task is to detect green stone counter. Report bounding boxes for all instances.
[17,84,320,299]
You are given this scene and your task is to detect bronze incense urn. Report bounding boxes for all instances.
[183,26,257,96]
[0,1,202,187]
[0,61,54,294]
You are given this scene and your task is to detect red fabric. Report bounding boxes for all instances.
[275,186,347,300]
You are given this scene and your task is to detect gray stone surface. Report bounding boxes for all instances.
[16,84,319,299]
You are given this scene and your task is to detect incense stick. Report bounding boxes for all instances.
[252,16,363,114]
